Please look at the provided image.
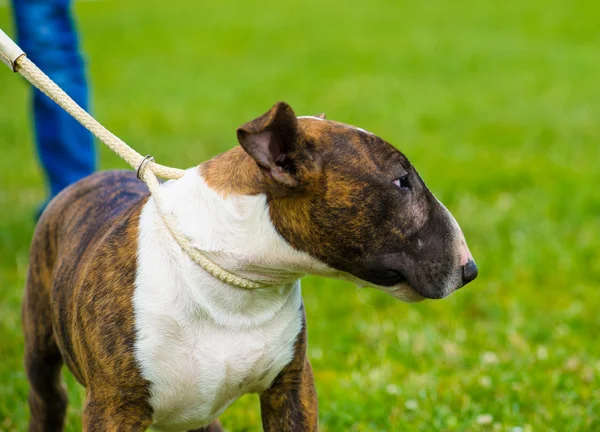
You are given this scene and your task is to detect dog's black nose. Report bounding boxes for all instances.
[462,260,478,286]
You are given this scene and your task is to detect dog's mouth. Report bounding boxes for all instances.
[350,265,409,288]
[385,283,425,303]
[337,265,456,303]
[368,268,458,301]
[369,269,407,287]
[353,269,426,303]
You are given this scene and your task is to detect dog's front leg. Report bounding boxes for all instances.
[259,321,318,432]
[260,356,318,431]
[82,390,153,432]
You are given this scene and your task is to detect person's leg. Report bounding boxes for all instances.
[12,0,96,200]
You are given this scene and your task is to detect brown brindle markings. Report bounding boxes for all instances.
[266,124,400,270]
[82,390,152,431]
[23,171,155,431]
[260,305,318,432]
[23,218,67,432]
[201,146,265,196]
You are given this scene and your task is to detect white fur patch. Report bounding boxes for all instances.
[133,170,332,431]
[353,126,373,135]
[432,195,470,296]
[297,115,325,121]
[297,115,374,136]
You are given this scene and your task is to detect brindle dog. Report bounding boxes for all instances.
[23,102,477,431]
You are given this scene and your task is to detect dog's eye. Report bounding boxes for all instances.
[393,174,411,190]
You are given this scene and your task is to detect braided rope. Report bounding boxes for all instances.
[11,55,269,290]
[16,57,185,180]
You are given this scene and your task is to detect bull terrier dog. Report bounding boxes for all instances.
[23,102,477,432]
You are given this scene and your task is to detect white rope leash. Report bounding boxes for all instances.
[0,28,269,290]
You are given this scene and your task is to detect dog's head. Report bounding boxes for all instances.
[234,102,477,301]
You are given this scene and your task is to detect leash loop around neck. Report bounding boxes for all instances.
[0,28,270,290]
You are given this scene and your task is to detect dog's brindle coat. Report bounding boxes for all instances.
[23,102,477,431]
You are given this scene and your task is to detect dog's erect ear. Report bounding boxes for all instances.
[237,102,301,188]
[316,112,326,119]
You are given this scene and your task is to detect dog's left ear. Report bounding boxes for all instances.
[315,112,326,119]
[237,101,302,189]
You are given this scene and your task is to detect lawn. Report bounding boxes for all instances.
[1,0,599,430]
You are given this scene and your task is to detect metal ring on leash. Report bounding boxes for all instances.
[136,155,154,180]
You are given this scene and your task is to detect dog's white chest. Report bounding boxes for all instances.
[135,294,302,431]
[133,193,304,431]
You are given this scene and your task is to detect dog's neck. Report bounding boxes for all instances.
[154,150,333,288]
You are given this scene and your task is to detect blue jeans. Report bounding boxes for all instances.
[12,0,96,199]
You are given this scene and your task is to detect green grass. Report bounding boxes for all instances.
[1,0,599,430]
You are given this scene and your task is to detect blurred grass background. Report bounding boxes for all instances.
[1,0,599,430]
